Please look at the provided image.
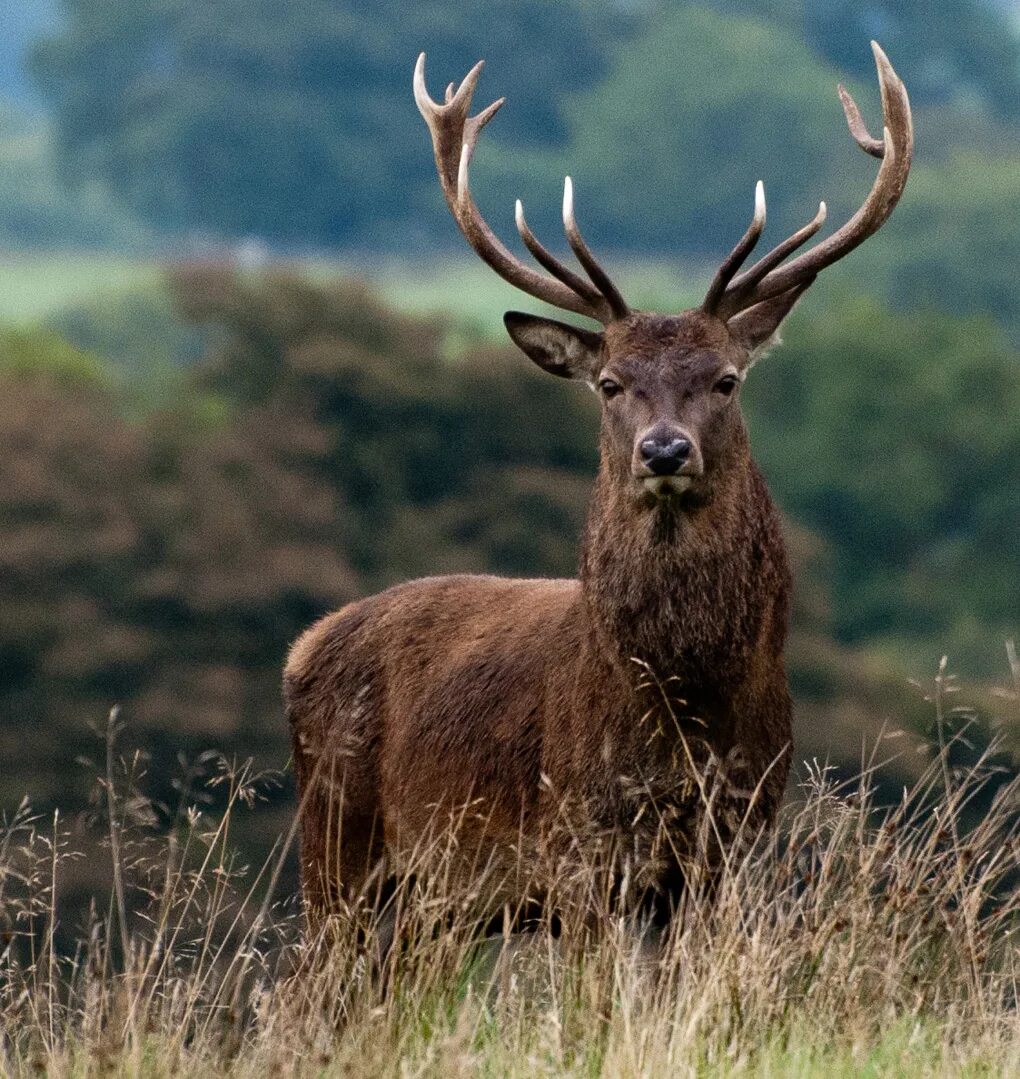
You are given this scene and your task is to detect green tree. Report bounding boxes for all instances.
[703,0,1020,117]
[32,0,624,245]
[801,0,1020,118]
[481,8,865,254]
[0,100,148,250]
[843,152,1020,344]
[747,295,1020,669]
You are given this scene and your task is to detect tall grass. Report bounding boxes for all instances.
[2,658,1020,1077]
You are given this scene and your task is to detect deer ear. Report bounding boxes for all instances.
[504,312,603,381]
[726,280,814,366]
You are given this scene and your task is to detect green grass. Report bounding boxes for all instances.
[0,252,163,327]
[0,251,706,337]
[323,254,707,335]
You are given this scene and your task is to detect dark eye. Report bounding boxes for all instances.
[714,374,739,397]
[598,377,623,399]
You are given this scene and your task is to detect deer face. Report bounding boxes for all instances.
[505,300,798,504]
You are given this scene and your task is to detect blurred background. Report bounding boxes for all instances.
[1,0,1018,920]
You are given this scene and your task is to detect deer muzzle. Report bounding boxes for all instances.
[634,425,703,496]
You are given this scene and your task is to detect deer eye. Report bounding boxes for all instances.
[598,377,623,399]
[714,374,739,397]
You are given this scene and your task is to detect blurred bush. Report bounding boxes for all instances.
[748,295,1020,670]
[0,320,352,807]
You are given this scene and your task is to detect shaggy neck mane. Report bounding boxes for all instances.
[578,427,767,705]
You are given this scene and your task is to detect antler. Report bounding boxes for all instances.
[704,41,913,321]
[413,54,629,325]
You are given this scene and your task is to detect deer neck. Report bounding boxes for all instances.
[578,439,763,696]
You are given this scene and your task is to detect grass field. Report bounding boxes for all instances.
[0,253,164,326]
[3,679,1020,1078]
[0,250,707,337]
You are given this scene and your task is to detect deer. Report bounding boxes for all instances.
[285,42,912,937]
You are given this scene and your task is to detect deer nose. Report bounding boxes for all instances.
[640,435,692,475]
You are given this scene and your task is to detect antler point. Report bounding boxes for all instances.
[562,177,576,225]
[754,181,766,223]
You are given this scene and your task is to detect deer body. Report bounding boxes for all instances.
[287,315,793,917]
[286,45,912,926]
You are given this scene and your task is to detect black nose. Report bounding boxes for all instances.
[640,435,692,476]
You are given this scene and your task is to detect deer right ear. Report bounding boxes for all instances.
[504,312,603,381]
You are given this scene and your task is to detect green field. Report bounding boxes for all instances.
[0,251,707,337]
[0,252,164,326]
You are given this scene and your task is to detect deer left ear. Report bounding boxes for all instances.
[726,281,814,366]
[504,312,603,381]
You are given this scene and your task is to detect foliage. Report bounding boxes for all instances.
[748,295,1020,666]
[0,99,149,251]
[705,0,1020,117]
[480,7,862,254]
[21,0,1020,366]
[0,324,108,386]
[0,325,352,807]
[845,152,1020,344]
[31,0,625,245]
[0,0,57,107]
[169,267,599,586]
[800,0,1020,117]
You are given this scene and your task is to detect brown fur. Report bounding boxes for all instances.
[285,307,793,927]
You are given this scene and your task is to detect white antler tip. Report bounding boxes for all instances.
[562,176,574,220]
[514,199,525,225]
[413,52,428,100]
[871,40,895,78]
[754,180,766,223]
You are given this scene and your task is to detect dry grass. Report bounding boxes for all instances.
[3,657,1020,1077]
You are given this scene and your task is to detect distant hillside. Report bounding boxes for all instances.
[0,0,59,109]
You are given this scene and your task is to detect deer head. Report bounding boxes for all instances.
[414,44,912,506]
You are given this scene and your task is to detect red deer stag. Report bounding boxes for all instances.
[286,43,912,930]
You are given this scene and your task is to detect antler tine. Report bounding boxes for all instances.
[413,53,622,323]
[702,181,767,315]
[838,84,884,158]
[719,201,827,318]
[717,41,913,317]
[562,178,630,319]
[515,199,606,307]
[413,54,492,208]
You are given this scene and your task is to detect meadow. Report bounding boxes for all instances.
[0,251,703,337]
[3,660,1020,1077]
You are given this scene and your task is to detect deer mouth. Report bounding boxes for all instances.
[640,475,695,498]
